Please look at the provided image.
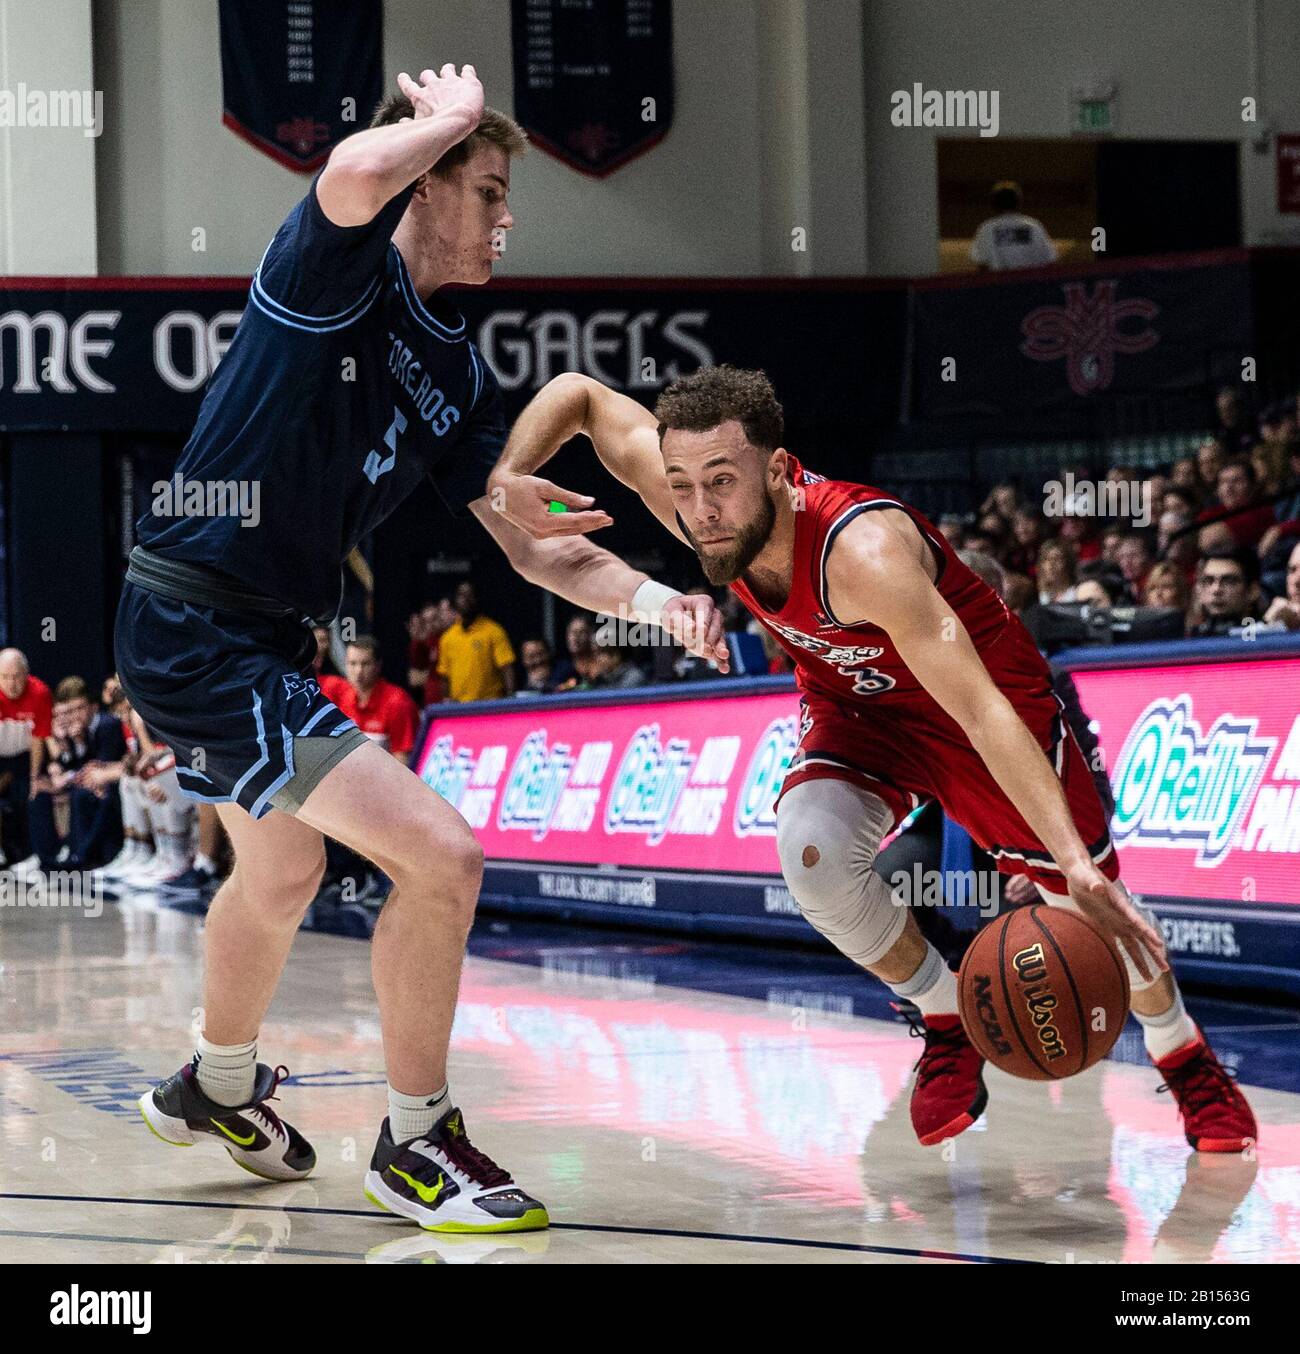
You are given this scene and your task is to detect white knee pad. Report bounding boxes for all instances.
[1036,880,1164,992]
[775,778,904,968]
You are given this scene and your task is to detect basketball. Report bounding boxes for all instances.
[957,905,1131,1080]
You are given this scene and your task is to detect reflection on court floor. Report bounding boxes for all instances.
[1,894,1297,1264]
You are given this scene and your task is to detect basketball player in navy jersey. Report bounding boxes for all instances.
[117,65,728,1232]
[487,366,1258,1156]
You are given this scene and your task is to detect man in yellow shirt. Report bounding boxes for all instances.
[436,581,517,701]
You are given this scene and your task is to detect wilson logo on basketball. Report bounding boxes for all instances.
[971,974,1013,1056]
[1012,943,1068,1063]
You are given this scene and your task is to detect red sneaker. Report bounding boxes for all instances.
[895,1006,988,1146]
[1155,1031,1259,1154]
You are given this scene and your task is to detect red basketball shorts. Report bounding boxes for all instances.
[776,690,1118,896]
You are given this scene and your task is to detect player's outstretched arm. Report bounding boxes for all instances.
[824,518,1168,979]
[486,373,683,543]
[467,496,729,672]
[317,64,484,227]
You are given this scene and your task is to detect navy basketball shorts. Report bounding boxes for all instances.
[114,582,368,820]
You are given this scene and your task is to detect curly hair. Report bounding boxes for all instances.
[654,365,785,451]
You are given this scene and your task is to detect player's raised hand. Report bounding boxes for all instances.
[660,594,730,673]
[396,64,483,128]
[1064,865,1169,983]
[487,470,614,538]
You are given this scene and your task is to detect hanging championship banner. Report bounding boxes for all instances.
[510,0,673,177]
[218,0,382,172]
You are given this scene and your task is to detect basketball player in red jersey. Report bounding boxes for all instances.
[486,366,1257,1154]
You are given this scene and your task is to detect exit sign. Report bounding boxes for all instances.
[1070,84,1116,136]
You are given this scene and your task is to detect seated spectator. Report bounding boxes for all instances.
[1197,457,1278,552]
[590,643,648,690]
[1163,484,1200,518]
[970,181,1056,271]
[1143,472,1170,522]
[1115,530,1156,602]
[552,614,602,690]
[1251,440,1289,497]
[1035,539,1077,603]
[1214,385,1255,456]
[1075,564,1125,609]
[26,677,127,871]
[1259,400,1296,451]
[333,637,418,758]
[1099,524,1125,564]
[518,637,558,695]
[1157,508,1199,581]
[1142,561,1191,618]
[1000,570,1036,614]
[437,581,517,702]
[1002,506,1043,576]
[975,511,1010,554]
[980,482,1022,520]
[1188,548,1261,637]
[1262,540,1300,631]
[1170,456,1201,499]
[406,598,454,707]
[0,647,51,868]
[1195,438,1227,500]
[936,513,965,547]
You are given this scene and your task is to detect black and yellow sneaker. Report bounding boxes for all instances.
[364,1106,548,1233]
[138,1061,316,1182]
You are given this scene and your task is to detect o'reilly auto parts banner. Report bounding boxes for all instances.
[0,280,903,440]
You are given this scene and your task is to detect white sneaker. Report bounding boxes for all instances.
[96,840,149,880]
[364,1107,548,1233]
[5,854,41,877]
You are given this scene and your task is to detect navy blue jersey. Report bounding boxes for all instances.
[138,176,504,622]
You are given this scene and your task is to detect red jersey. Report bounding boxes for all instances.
[328,676,417,757]
[0,675,52,758]
[728,457,1054,725]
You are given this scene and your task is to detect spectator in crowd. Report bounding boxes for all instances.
[1195,438,1226,500]
[518,637,558,694]
[1250,440,1289,498]
[0,647,51,868]
[25,676,127,872]
[1034,538,1077,603]
[936,513,965,547]
[1163,484,1200,519]
[406,598,454,707]
[1142,561,1192,618]
[1000,570,1036,614]
[1002,506,1043,576]
[436,580,516,702]
[1259,400,1296,451]
[1262,540,1300,631]
[1170,456,1201,499]
[589,642,648,690]
[332,637,418,759]
[552,614,601,690]
[970,181,1056,271]
[1075,564,1125,610]
[1214,385,1254,456]
[1055,514,1102,564]
[975,512,1009,553]
[1157,508,1199,580]
[1115,531,1155,602]
[1099,524,1125,564]
[980,482,1022,520]
[1198,457,1277,552]
[1188,548,1261,637]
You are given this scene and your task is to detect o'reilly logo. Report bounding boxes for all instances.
[50,1285,151,1334]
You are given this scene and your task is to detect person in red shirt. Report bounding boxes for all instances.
[0,648,53,865]
[406,598,454,707]
[1197,457,1277,552]
[331,637,418,760]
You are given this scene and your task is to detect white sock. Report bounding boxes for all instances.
[388,1082,450,1143]
[887,942,959,1017]
[1135,989,1199,1061]
[194,1035,257,1107]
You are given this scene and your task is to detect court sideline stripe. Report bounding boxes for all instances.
[0,1193,1030,1263]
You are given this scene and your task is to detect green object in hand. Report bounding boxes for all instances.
[547,500,568,513]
